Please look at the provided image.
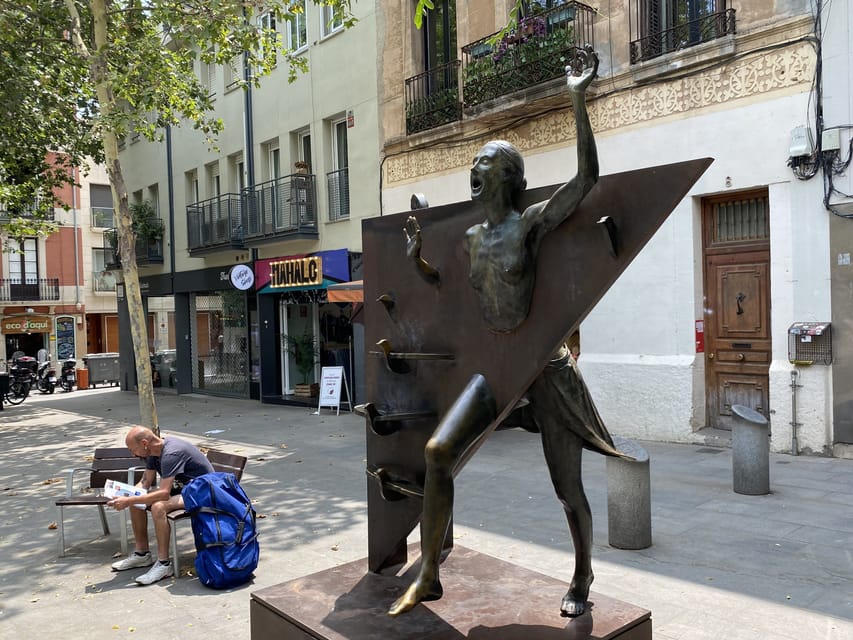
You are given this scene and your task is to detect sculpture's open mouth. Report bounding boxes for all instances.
[471,174,483,197]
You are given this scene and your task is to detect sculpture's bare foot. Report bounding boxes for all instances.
[388,577,443,617]
[560,573,593,617]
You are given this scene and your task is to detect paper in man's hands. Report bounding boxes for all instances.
[104,479,147,509]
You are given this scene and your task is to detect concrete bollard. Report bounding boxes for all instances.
[606,436,651,550]
[731,404,770,495]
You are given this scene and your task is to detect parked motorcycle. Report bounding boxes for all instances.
[5,356,36,405]
[36,360,58,394]
[59,359,77,392]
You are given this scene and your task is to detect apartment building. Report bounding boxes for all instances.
[0,156,119,370]
[118,1,378,403]
[379,1,853,456]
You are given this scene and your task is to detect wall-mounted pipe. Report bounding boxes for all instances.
[790,369,801,455]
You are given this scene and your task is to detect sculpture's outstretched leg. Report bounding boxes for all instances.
[539,425,593,617]
[388,374,496,616]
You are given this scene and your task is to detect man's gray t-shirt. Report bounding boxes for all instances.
[146,436,214,485]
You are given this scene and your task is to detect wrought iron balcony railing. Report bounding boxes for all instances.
[630,6,736,64]
[461,2,594,109]
[102,229,163,269]
[243,173,319,242]
[186,193,245,253]
[91,206,114,228]
[327,168,350,221]
[405,60,462,135]
[0,278,60,302]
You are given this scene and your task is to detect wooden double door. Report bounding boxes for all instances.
[703,190,771,430]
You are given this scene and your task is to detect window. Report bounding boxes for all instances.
[630,0,733,64]
[299,130,312,172]
[92,248,116,292]
[259,11,278,67]
[201,50,217,94]
[186,171,200,205]
[422,0,456,71]
[322,4,344,36]
[90,184,114,228]
[327,118,349,221]
[207,163,221,199]
[288,0,308,50]
[224,55,242,90]
[9,238,39,299]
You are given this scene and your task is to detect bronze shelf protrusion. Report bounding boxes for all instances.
[597,215,618,257]
[355,402,436,436]
[366,465,424,501]
[371,339,455,374]
[377,293,395,314]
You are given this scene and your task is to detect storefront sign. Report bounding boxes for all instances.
[56,316,76,359]
[228,264,255,291]
[2,316,50,334]
[269,256,323,289]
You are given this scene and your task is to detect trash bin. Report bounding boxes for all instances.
[86,353,120,387]
[606,436,652,549]
[76,367,89,390]
[731,404,770,495]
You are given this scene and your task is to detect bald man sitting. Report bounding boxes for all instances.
[108,426,214,585]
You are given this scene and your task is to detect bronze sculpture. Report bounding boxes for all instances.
[390,47,627,619]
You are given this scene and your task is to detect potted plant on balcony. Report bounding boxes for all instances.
[294,160,310,175]
[131,200,164,242]
[284,331,320,397]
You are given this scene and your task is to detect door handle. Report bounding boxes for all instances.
[737,353,745,361]
[708,353,715,360]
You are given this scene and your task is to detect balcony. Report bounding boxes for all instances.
[93,270,117,293]
[327,168,350,221]
[461,2,594,109]
[405,60,462,135]
[630,4,736,64]
[243,174,319,244]
[0,207,55,223]
[186,193,245,255]
[91,206,114,228]
[0,278,60,302]
[102,228,164,269]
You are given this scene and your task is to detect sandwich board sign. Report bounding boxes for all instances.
[316,366,352,415]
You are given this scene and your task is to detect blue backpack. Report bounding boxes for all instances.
[181,472,259,589]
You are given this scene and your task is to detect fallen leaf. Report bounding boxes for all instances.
[330,544,339,551]
[279,444,288,449]
[257,513,267,519]
[112,625,120,630]
[47,522,57,530]
[129,627,135,632]
[31,598,39,603]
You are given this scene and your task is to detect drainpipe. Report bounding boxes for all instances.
[790,369,801,455]
[71,166,80,309]
[166,126,176,284]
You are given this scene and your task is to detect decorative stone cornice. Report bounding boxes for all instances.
[385,42,815,186]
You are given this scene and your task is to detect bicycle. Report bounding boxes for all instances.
[4,376,30,405]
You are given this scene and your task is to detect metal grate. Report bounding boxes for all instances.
[327,168,350,221]
[191,292,250,396]
[788,322,832,365]
[713,195,769,244]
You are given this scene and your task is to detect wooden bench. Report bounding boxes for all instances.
[168,449,248,577]
[55,447,145,557]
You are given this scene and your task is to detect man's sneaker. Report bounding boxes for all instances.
[111,552,153,571]
[135,561,173,585]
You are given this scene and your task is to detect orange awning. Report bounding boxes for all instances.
[326,280,363,303]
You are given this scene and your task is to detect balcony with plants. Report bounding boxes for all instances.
[186,193,245,255]
[461,2,594,110]
[102,201,165,269]
[405,60,462,135]
[242,172,319,245]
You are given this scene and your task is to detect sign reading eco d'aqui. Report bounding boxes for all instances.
[2,316,50,334]
[270,256,323,289]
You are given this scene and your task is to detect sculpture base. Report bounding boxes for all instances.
[251,546,651,639]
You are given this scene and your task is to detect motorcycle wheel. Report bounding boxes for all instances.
[6,381,29,405]
[48,384,55,394]
[61,378,73,392]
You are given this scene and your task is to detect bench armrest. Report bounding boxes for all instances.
[61,467,96,497]
[127,465,146,485]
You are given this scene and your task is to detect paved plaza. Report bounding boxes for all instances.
[0,387,851,639]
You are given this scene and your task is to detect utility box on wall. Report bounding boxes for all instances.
[788,322,832,365]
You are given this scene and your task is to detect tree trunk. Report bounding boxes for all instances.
[65,0,159,434]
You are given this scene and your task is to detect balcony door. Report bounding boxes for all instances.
[328,120,349,221]
[9,238,38,300]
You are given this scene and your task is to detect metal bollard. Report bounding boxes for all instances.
[606,436,652,550]
[731,404,770,495]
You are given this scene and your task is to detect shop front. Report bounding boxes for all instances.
[255,248,361,405]
[2,310,82,366]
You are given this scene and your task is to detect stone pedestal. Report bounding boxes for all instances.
[607,437,652,550]
[251,545,651,640]
[731,404,770,495]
